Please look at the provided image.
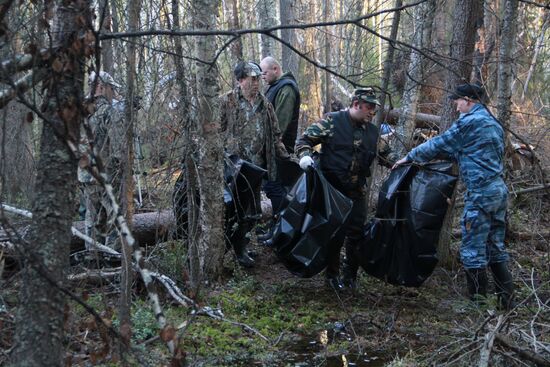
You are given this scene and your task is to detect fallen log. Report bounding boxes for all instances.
[71,209,176,251]
[495,333,550,367]
[381,107,442,129]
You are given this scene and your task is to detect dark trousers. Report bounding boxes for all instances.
[326,197,366,278]
[263,180,288,215]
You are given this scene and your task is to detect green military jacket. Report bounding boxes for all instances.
[220,87,288,180]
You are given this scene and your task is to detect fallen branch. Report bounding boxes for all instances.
[0,203,120,256]
[196,307,270,342]
[495,333,550,367]
[511,184,550,196]
[478,316,504,367]
[67,267,121,283]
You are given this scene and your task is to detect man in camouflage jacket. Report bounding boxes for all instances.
[296,88,393,291]
[220,61,289,267]
[78,71,125,249]
[394,83,514,310]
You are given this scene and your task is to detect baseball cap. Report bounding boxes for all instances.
[449,83,484,100]
[234,61,262,79]
[353,88,381,106]
[88,71,121,89]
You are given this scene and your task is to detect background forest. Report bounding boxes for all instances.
[0,0,548,366]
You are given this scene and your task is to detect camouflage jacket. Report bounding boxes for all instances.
[78,96,125,183]
[406,103,505,192]
[220,87,289,180]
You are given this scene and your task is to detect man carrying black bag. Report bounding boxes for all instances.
[295,88,393,290]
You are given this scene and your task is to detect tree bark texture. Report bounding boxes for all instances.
[439,0,483,130]
[496,0,519,130]
[279,0,298,74]
[10,2,90,366]
[434,0,483,269]
[225,0,243,63]
[257,0,277,59]
[395,0,435,157]
[192,0,224,282]
[0,101,35,204]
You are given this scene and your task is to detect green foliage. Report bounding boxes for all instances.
[112,299,158,342]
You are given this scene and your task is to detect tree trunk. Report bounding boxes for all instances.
[496,0,519,131]
[118,0,141,353]
[521,9,548,101]
[368,0,402,211]
[10,1,90,365]
[192,0,224,285]
[226,0,243,63]
[394,0,435,157]
[98,0,114,74]
[322,0,331,113]
[0,101,35,205]
[257,0,277,58]
[437,0,483,269]
[279,0,298,74]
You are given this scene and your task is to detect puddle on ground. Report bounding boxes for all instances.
[282,326,389,367]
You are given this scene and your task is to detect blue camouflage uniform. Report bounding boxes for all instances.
[406,103,508,269]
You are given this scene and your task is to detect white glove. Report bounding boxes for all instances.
[299,156,314,170]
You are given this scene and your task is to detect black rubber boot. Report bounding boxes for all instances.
[341,240,359,290]
[465,268,488,304]
[233,239,255,268]
[341,264,358,290]
[490,262,515,310]
[256,221,274,241]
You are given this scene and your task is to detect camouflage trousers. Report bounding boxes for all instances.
[461,182,509,269]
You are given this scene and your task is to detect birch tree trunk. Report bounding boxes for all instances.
[280,0,298,74]
[521,9,549,101]
[257,0,277,58]
[394,0,435,157]
[10,1,90,365]
[437,0,482,269]
[192,0,224,285]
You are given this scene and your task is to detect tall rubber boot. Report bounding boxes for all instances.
[233,238,255,268]
[341,240,359,290]
[465,268,488,304]
[490,262,515,310]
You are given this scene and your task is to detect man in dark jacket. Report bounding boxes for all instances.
[259,57,302,242]
[296,88,392,290]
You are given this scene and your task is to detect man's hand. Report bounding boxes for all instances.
[299,156,314,170]
[392,157,409,170]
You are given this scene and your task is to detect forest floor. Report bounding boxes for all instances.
[59,207,550,366]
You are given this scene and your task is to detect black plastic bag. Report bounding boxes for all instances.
[271,167,353,278]
[359,162,457,287]
[173,155,266,239]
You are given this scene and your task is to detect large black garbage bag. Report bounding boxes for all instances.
[276,158,303,192]
[359,162,457,287]
[173,155,266,238]
[271,167,353,278]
